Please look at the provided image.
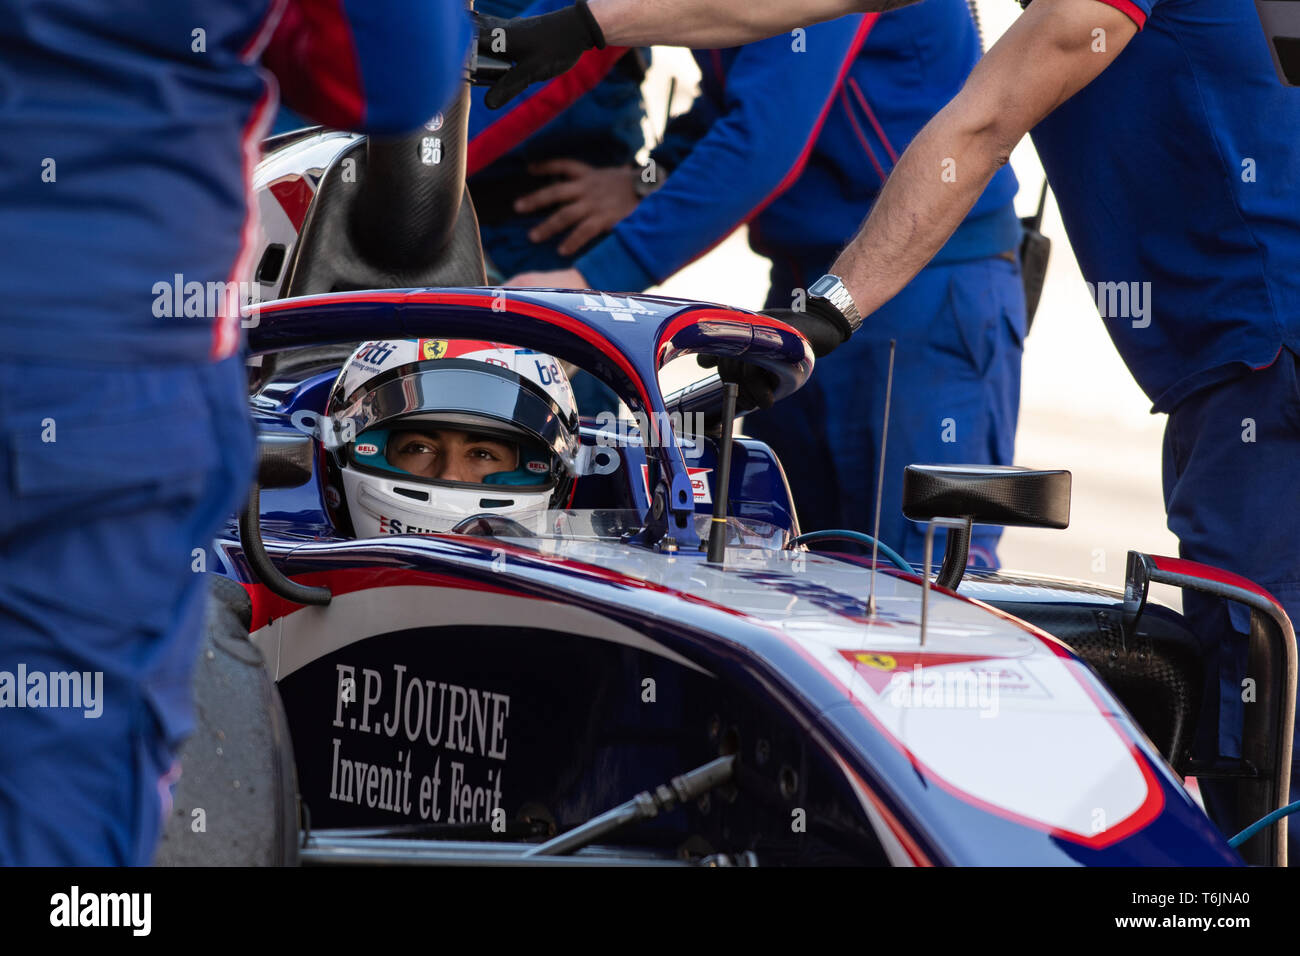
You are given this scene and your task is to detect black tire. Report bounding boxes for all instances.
[154,575,300,865]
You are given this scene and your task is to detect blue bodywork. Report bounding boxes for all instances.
[215,287,1243,866]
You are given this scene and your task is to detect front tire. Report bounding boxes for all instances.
[154,575,300,866]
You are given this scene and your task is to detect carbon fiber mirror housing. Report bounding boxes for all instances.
[902,464,1071,530]
[902,464,1071,590]
[256,431,315,490]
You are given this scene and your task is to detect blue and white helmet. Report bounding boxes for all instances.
[324,338,580,536]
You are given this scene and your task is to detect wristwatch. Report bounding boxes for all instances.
[807,273,863,334]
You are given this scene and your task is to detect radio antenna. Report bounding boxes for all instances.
[867,339,897,617]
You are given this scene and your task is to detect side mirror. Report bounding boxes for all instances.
[239,431,331,607]
[256,432,315,489]
[902,464,1071,589]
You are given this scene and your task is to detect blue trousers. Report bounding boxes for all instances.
[0,356,254,864]
[1160,347,1300,855]
[745,252,1026,566]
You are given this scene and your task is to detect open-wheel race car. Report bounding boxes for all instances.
[154,32,1297,868]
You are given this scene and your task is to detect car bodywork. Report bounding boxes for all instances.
[205,287,1292,866]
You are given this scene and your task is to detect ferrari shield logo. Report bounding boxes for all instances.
[421,339,449,360]
[855,653,897,671]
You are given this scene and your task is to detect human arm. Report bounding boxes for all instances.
[587,0,907,47]
[571,18,877,292]
[262,0,472,134]
[479,0,908,107]
[830,0,1139,318]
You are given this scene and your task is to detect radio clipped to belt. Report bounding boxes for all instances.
[1019,180,1051,334]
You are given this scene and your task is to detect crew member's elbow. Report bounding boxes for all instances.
[942,101,1023,180]
[989,136,1016,171]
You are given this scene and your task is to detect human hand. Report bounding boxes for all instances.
[515,160,641,256]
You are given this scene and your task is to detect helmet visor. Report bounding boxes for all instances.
[349,423,556,490]
[331,361,580,473]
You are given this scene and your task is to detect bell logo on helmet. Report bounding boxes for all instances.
[526,460,549,474]
[355,442,380,457]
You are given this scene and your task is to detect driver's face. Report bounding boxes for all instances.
[386,428,519,483]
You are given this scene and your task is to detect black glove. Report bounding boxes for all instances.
[761,296,855,359]
[697,354,780,411]
[477,2,607,110]
[696,297,855,411]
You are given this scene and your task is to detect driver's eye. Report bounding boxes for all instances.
[469,447,498,461]
[400,441,436,456]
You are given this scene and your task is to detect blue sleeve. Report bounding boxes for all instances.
[1094,0,1151,29]
[575,16,875,293]
[648,84,719,174]
[266,0,472,135]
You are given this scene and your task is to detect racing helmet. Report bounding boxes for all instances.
[323,338,581,537]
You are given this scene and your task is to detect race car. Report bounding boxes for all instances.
[154,31,1296,868]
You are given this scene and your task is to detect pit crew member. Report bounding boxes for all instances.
[0,0,470,865]
[503,0,1026,565]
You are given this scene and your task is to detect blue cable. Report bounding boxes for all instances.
[1227,798,1300,849]
[788,530,912,573]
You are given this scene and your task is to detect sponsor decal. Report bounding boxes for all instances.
[324,485,341,509]
[576,292,656,323]
[355,442,380,457]
[439,339,509,359]
[329,663,510,824]
[425,113,444,132]
[640,464,712,504]
[355,341,397,366]
[420,339,449,360]
[964,662,1051,700]
[737,571,906,625]
[378,514,441,536]
[533,359,562,385]
[842,650,993,694]
[525,460,549,474]
[840,651,1003,715]
[840,649,1049,707]
[857,653,898,672]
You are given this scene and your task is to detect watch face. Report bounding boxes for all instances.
[808,275,838,297]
